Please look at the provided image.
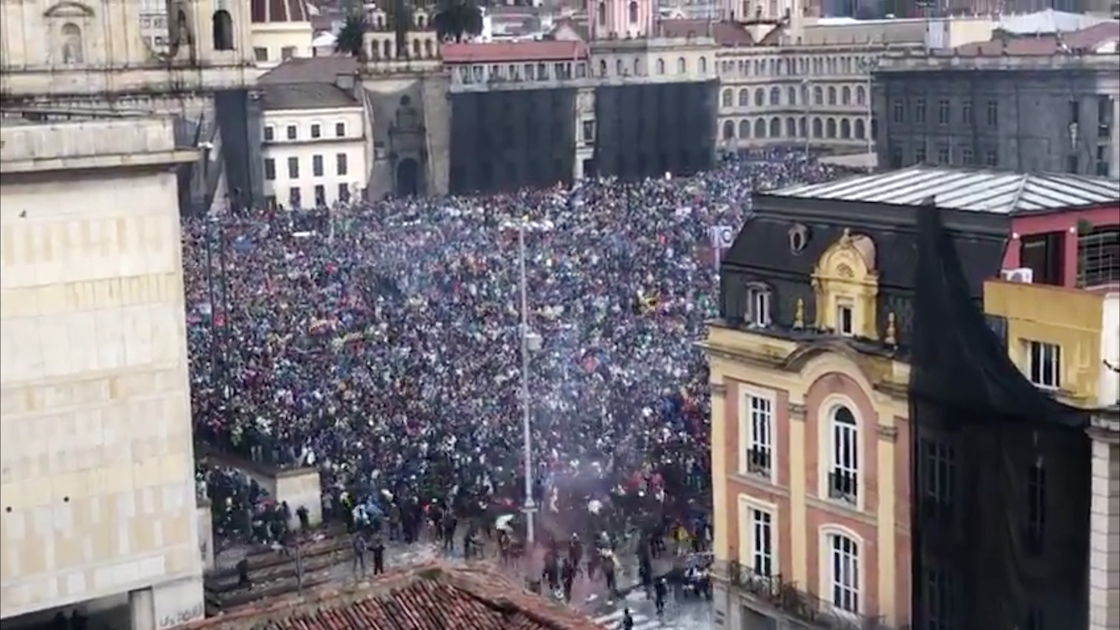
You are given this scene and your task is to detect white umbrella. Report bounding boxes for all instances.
[588,499,603,515]
[495,514,515,531]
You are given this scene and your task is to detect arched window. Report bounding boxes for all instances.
[721,88,733,108]
[753,88,764,107]
[599,59,608,76]
[800,84,809,105]
[597,2,607,25]
[826,118,837,138]
[383,40,392,59]
[655,58,665,74]
[769,117,780,138]
[827,86,837,105]
[856,85,866,106]
[722,119,735,140]
[785,117,796,138]
[854,118,866,139]
[424,39,434,58]
[698,56,707,75]
[632,58,640,75]
[212,10,234,50]
[61,23,84,64]
[841,86,851,106]
[738,88,749,107]
[628,0,639,22]
[745,283,771,327]
[739,119,750,138]
[798,116,807,138]
[412,38,421,58]
[176,10,192,46]
[616,59,624,75]
[754,118,766,138]
[813,86,823,106]
[787,86,797,106]
[824,531,861,614]
[370,42,380,59]
[829,406,859,504]
[768,87,780,106]
[812,117,823,138]
[676,57,686,74]
[840,118,851,139]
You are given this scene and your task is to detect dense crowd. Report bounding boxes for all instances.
[187,152,854,554]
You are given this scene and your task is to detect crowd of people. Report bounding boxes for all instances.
[187,152,855,560]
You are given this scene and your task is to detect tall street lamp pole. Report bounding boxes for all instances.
[517,221,537,546]
[859,57,880,172]
[801,78,812,157]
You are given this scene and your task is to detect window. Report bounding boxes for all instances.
[826,532,860,614]
[738,88,749,107]
[581,120,595,144]
[628,0,639,22]
[755,88,764,107]
[889,144,902,169]
[312,154,324,177]
[314,184,325,206]
[286,125,297,140]
[962,148,974,165]
[655,58,665,74]
[915,145,927,164]
[310,123,321,139]
[281,46,296,60]
[1069,99,1080,125]
[1025,462,1046,554]
[920,438,955,524]
[841,86,850,105]
[287,156,299,178]
[769,87,780,106]
[746,395,773,478]
[335,122,346,137]
[937,99,950,125]
[892,99,904,123]
[827,86,836,105]
[836,302,853,336]
[722,88,733,108]
[828,406,858,504]
[984,149,998,168]
[745,284,770,327]
[986,99,999,127]
[676,57,686,74]
[1098,95,1113,137]
[814,86,823,106]
[1027,340,1061,389]
[1066,155,1080,174]
[925,569,955,630]
[338,183,351,202]
[914,98,926,124]
[263,126,275,142]
[936,144,950,165]
[750,508,774,577]
[1078,226,1120,287]
[263,158,276,181]
[961,99,973,125]
[336,153,348,176]
[855,85,865,106]
[288,186,301,207]
[254,47,268,62]
[722,120,735,140]
[1020,231,1064,286]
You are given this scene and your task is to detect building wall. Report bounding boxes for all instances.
[1101,292,1120,407]
[250,23,315,67]
[1004,204,1120,289]
[260,107,368,208]
[0,169,202,620]
[875,59,1120,177]
[983,279,1104,406]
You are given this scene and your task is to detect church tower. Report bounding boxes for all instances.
[588,0,655,40]
[166,0,254,66]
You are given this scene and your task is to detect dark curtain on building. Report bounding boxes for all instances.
[215,89,261,213]
[449,88,577,195]
[909,206,1090,630]
[593,80,716,181]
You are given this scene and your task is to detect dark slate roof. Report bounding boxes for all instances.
[259,83,360,111]
[181,562,606,630]
[258,57,358,85]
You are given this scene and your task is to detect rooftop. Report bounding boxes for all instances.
[259,83,360,111]
[250,0,310,24]
[257,57,358,84]
[441,41,588,64]
[766,167,1120,214]
[181,562,605,630]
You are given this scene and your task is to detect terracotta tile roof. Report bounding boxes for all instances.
[441,41,588,64]
[181,562,606,630]
[940,21,1120,56]
[713,21,754,47]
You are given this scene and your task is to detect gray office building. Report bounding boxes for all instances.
[873,50,1120,179]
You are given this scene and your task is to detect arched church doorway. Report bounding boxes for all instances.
[396,158,420,197]
[212,10,234,50]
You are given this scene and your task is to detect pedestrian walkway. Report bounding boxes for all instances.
[593,609,661,630]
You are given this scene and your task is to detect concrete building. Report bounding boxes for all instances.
[249,0,315,68]
[873,23,1120,179]
[0,115,205,627]
[702,167,1120,630]
[257,81,369,208]
[138,0,171,52]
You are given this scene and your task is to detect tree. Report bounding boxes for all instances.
[385,0,415,58]
[335,12,368,59]
[433,0,483,43]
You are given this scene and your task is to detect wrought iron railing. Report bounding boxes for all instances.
[726,561,894,630]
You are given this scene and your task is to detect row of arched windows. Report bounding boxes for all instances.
[720,84,867,110]
[369,36,436,60]
[718,54,875,78]
[596,55,710,78]
[721,116,868,141]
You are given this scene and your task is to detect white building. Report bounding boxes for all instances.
[137,0,169,52]
[258,80,367,209]
[250,0,315,68]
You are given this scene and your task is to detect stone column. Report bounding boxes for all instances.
[1088,411,1120,630]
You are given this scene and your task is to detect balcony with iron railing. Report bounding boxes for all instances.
[724,562,901,630]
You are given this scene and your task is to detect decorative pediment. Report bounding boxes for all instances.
[812,228,878,286]
[44,1,94,18]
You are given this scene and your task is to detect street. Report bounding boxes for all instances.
[591,590,714,630]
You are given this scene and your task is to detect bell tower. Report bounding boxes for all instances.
[589,0,655,40]
[166,0,253,66]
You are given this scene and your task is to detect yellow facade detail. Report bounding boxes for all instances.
[811,229,880,339]
[983,280,1104,406]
